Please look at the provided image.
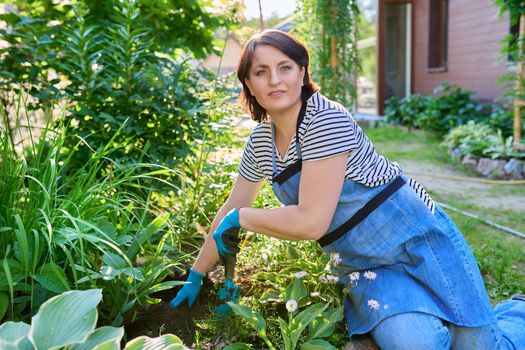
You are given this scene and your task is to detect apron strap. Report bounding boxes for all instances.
[317,176,406,247]
[271,102,307,179]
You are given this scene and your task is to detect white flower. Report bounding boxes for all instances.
[310,292,320,297]
[330,252,342,266]
[325,274,339,283]
[286,299,298,312]
[319,276,328,284]
[294,271,307,279]
[364,271,377,280]
[349,272,360,281]
[367,299,380,310]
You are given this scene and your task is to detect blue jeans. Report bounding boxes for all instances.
[371,300,525,350]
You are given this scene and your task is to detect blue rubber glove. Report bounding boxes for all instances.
[212,208,242,258]
[169,268,205,308]
[214,278,240,317]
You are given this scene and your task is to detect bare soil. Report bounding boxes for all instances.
[124,267,254,349]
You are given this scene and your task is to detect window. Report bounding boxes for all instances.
[428,0,448,71]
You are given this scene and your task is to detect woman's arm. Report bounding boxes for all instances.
[239,153,348,241]
[192,175,264,274]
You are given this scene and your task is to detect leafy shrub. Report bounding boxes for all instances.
[384,94,429,129]
[55,2,229,171]
[416,83,483,134]
[0,2,239,175]
[441,121,524,160]
[485,103,515,138]
[385,83,518,137]
[0,289,189,349]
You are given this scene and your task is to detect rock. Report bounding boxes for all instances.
[504,159,525,180]
[461,154,478,168]
[345,335,379,350]
[476,158,507,178]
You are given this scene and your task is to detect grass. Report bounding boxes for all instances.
[367,124,525,302]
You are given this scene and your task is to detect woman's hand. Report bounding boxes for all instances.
[212,207,242,257]
[169,268,205,308]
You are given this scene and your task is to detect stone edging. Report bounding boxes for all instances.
[451,149,525,179]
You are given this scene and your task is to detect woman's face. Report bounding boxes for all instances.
[245,45,305,118]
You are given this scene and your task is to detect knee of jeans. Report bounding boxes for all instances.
[371,312,451,350]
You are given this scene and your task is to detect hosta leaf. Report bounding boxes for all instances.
[0,321,30,343]
[124,334,187,350]
[102,252,127,270]
[0,339,18,350]
[29,289,102,350]
[70,326,124,350]
[300,339,336,350]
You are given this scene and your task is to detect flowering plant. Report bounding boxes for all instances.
[225,277,343,350]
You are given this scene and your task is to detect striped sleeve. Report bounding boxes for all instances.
[238,135,266,182]
[408,178,436,213]
[301,110,355,161]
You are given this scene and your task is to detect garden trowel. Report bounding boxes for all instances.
[214,228,241,317]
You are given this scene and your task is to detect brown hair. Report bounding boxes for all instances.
[236,29,319,123]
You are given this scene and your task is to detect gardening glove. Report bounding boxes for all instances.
[168,268,205,308]
[214,278,240,317]
[212,207,242,258]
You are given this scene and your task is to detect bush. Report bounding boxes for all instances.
[385,83,518,138]
[0,2,239,175]
[441,121,524,160]
[415,83,483,134]
[384,94,429,129]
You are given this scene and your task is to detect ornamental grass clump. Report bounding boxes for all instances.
[0,101,183,325]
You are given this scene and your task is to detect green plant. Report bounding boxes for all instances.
[0,289,189,349]
[384,94,430,130]
[294,0,360,107]
[441,121,524,160]
[416,83,484,135]
[0,2,240,175]
[0,100,184,325]
[385,84,517,137]
[225,277,343,350]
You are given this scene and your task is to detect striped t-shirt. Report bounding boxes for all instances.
[238,91,435,212]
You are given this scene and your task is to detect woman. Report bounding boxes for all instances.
[170,29,525,349]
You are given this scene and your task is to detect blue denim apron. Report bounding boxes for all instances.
[270,122,495,336]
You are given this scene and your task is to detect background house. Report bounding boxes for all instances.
[201,34,243,75]
[376,0,511,114]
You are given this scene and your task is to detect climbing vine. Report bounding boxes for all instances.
[294,0,360,108]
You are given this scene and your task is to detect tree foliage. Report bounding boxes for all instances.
[4,0,232,58]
